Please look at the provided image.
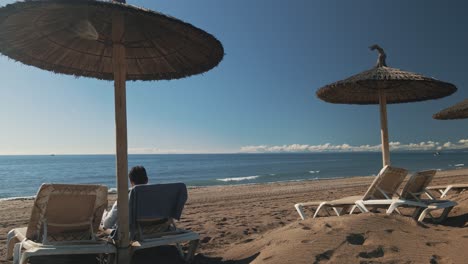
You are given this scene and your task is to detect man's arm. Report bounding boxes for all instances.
[102,201,118,229]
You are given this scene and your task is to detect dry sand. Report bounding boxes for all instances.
[0,169,467,264]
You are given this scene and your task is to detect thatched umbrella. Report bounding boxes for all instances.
[0,0,223,262]
[317,45,456,167]
[433,99,468,120]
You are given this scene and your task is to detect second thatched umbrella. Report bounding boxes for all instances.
[317,45,457,167]
[433,99,468,120]
[0,0,223,262]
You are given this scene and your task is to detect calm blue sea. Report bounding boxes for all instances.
[0,152,466,199]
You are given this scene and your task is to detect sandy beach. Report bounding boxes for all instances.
[1,168,467,264]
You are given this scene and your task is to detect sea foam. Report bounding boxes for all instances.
[0,196,35,202]
[217,175,259,182]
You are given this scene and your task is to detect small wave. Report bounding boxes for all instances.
[0,196,35,202]
[309,170,320,174]
[269,174,276,176]
[217,175,259,182]
[454,164,464,167]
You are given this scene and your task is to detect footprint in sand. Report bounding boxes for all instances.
[389,246,400,252]
[426,241,448,246]
[358,246,384,259]
[314,249,334,264]
[301,239,316,244]
[242,238,254,243]
[346,233,365,245]
[430,255,441,264]
[200,236,212,243]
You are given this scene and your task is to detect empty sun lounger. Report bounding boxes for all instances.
[426,183,468,198]
[6,184,115,264]
[294,165,408,220]
[399,170,437,200]
[128,183,199,263]
[382,170,456,223]
[295,167,456,223]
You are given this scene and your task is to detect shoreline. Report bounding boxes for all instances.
[2,167,467,202]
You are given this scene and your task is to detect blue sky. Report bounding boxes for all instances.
[0,0,467,154]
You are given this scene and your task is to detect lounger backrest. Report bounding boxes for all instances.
[129,183,188,240]
[362,166,408,200]
[400,170,436,200]
[26,184,108,242]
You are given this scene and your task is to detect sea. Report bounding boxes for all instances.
[0,152,466,200]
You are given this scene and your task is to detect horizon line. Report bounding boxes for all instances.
[0,149,466,156]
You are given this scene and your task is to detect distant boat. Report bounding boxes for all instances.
[433,151,441,156]
[50,154,56,156]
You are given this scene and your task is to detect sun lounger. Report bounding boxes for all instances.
[295,166,456,223]
[6,184,115,264]
[426,183,468,198]
[128,183,199,263]
[399,170,437,200]
[398,170,456,223]
[294,165,408,220]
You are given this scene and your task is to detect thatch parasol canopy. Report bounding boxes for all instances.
[316,45,457,167]
[0,0,224,81]
[433,99,468,120]
[317,66,457,105]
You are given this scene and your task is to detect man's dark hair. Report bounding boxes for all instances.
[129,166,148,185]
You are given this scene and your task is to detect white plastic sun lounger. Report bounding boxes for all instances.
[294,165,408,220]
[426,183,468,198]
[356,170,457,223]
[6,184,115,264]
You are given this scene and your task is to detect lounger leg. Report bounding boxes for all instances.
[417,208,430,223]
[19,251,32,264]
[386,202,402,215]
[185,239,199,263]
[355,201,369,213]
[313,202,328,218]
[13,243,21,264]
[294,203,307,220]
[348,205,358,214]
[6,231,19,260]
[332,207,343,216]
[424,190,437,200]
[429,207,453,224]
[440,186,452,198]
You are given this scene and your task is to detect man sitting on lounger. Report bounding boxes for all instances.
[102,166,148,230]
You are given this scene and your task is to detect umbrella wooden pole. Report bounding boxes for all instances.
[379,89,390,167]
[112,11,131,264]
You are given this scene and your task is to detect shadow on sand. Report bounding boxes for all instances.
[436,213,468,228]
[193,252,260,264]
[28,246,259,264]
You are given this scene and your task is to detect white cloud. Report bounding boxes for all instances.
[128,147,204,154]
[239,138,468,153]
